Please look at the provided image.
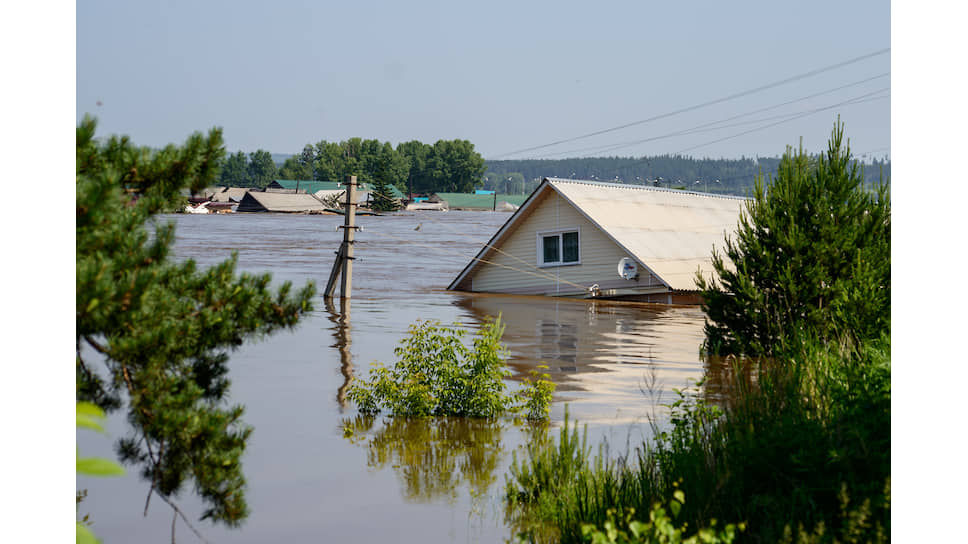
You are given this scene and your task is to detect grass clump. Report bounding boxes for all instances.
[506,339,890,543]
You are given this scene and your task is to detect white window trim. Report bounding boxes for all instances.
[536,227,581,268]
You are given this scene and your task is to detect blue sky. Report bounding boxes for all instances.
[75,0,891,160]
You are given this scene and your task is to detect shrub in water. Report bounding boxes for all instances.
[348,316,554,419]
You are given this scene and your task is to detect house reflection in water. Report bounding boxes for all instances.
[452,293,714,426]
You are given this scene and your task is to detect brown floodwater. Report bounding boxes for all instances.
[77,211,716,543]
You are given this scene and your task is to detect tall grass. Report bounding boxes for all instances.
[504,335,890,543]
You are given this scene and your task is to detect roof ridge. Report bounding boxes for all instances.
[545,177,749,201]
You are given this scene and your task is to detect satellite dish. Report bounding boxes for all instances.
[617,257,638,280]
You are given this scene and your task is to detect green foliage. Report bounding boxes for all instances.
[348,316,554,419]
[484,154,889,198]
[505,121,890,544]
[275,137,486,195]
[217,149,278,188]
[778,479,890,544]
[341,415,507,505]
[76,116,315,526]
[519,365,556,421]
[697,119,890,356]
[579,492,745,544]
[426,139,487,193]
[505,407,590,518]
[370,143,404,211]
[505,338,890,543]
[247,149,278,188]
[278,154,313,181]
[77,402,125,544]
[218,150,253,187]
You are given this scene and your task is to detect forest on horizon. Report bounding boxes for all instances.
[219,144,890,198]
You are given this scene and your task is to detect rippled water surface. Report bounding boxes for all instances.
[78,211,714,543]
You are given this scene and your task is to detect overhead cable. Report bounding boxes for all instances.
[537,72,891,158]
[491,48,890,159]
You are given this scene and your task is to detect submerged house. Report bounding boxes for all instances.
[447,178,748,304]
[235,191,327,213]
[210,187,252,203]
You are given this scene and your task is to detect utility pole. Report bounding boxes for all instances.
[324,175,358,299]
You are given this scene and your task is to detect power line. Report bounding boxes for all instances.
[580,89,889,179]
[491,48,890,159]
[536,73,891,159]
[670,90,889,156]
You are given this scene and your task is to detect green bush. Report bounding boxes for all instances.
[77,401,125,544]
[697,119,890,357]
[347,316,554,419]
[579,490,745,544]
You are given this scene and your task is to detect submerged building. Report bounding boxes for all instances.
[447,178,748,304]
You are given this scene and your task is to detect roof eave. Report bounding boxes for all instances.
[447,180,555,291]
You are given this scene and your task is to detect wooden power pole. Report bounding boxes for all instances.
[324,175,358,299]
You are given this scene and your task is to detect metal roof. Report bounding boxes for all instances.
[546,178,747,290]
[448,178,748,292]
[235,191,326,213]
[210,187,252,202]
[313,189,369,205]
[432,192,529,209]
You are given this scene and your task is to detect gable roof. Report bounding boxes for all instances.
[210,187,252,202]
[448,178,748,292]
[235,191,326,213]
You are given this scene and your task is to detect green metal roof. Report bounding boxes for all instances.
[433,193,529,209]
[270,180,346,193]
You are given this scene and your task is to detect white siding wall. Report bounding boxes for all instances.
[471,192,665,295]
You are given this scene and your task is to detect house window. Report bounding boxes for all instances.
[538,229,580,267]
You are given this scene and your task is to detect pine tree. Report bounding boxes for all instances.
[76,116,316,526]
[370,149,402,211]
[696,120,890,356]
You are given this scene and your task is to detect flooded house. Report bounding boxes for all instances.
[447,178,748,304]
[269,179,405,208]
[235,191,327,213]
[210,187,252,203]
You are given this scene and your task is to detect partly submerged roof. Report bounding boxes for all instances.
[432,192,529,209]
[210,187,252,202]
[235,191,326,213]
[448,178,749,292]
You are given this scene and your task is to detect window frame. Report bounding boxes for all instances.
[536,228,581,268]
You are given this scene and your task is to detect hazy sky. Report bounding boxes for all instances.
[76,0,890,161]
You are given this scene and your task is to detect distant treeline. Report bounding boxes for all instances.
[218,139,486,195]
[484,154,891,196]
[222,146,889,197]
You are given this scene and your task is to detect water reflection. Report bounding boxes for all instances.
[324,297,354,409]
[700,353,768,406]
[341,416,513,506]
[453,294,704,386]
